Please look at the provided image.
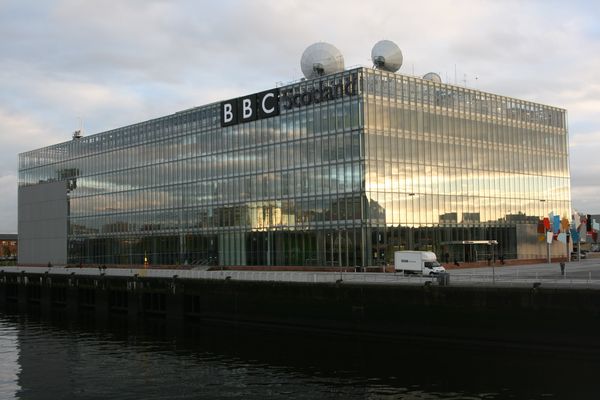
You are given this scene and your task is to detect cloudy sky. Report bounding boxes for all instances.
[0,0,598,232]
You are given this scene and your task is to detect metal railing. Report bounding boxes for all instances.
[3,266,600,289]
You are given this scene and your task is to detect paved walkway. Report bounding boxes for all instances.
[4,257,600,289]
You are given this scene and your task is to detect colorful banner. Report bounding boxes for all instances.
[553,215,560,234]
[546,231,554,244]
[543,217,551,230]
[571,229,580,243]
[557,232,567,244]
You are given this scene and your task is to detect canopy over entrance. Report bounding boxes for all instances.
[440,240,498,263]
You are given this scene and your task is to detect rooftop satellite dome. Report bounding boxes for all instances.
[371,40,403,72]
[300,42,345,79]
[423,72,442,83]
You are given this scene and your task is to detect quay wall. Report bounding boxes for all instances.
[1,269,599,349]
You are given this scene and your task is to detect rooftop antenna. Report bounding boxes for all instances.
[300,42,345,79]
[72,117,83,140]
[371,40,403,72]
[454,64,457,85]
[423,72,442,83]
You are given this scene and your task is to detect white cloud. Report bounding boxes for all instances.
[0,108,60,180]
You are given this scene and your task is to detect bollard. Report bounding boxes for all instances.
[560,262,565,277]
[436,272,450,286]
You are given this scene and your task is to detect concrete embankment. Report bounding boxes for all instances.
[2,268,600,350]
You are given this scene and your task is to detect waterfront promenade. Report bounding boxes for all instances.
[3,256,600,289]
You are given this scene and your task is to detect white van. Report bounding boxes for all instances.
[394,251,446,275]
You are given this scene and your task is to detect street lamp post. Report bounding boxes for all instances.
[560,216,570,263]
[408,193,415,250]
[540,200,551,264]
[485,240,498,284]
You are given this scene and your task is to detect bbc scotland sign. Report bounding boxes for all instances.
[220,73,358,127]
[221,89,279,127]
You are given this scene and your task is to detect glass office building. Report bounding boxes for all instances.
[18,67,570,267]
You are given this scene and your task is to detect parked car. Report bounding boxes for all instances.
[571,251,587,260]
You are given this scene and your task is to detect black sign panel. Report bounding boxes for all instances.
[221,89,280,127]
[221,99,238,127]
[219,73,357,127]
[257,90,279,119]
[237,95,257,123]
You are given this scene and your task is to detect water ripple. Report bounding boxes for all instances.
[0,312,596,400]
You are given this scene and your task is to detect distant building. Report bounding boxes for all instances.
[462,213,481,224]
[587,214,599,245]
[439,212,458,225]
[0,234,17,260]
[18,66,570,266]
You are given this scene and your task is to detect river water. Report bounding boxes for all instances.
[0,310,598,400]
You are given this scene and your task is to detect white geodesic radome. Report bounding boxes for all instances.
[300,42,345,79]
[423,72,442,83]
[371,40,403,72]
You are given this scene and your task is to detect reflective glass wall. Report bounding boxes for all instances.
[19,70,365,267]
[362,69,570,264]
[18,67,570,267]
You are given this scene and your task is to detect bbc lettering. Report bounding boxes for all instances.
[221,89,279,127]
[221,73,358,127]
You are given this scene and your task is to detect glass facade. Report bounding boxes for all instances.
[361,69,569,265]
[18,67,570,267]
